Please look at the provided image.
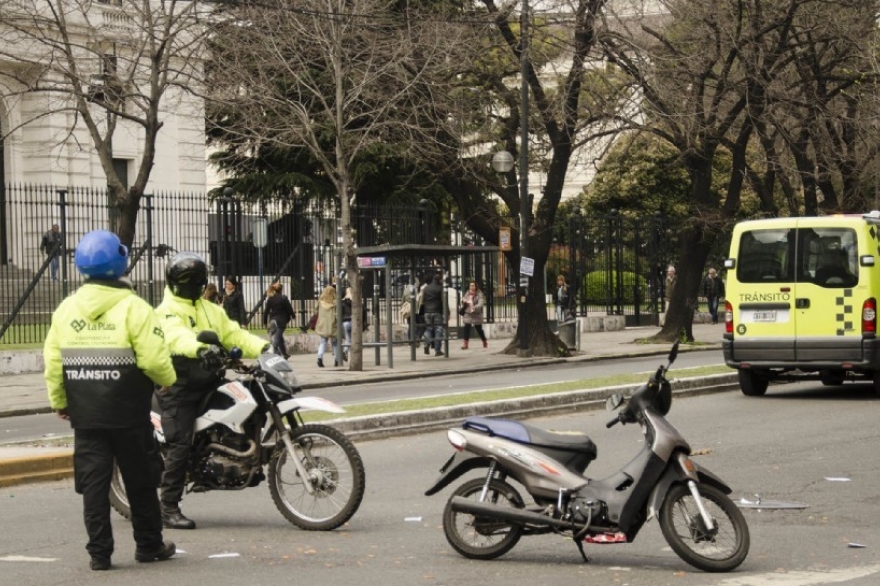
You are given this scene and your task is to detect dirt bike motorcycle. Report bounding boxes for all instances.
[110,332,365,530]
[425,342,750,572]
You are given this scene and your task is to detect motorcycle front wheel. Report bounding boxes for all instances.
[659,483,750,572]
[268,424,365,531]
[442,477,525,560]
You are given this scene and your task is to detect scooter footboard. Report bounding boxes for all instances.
[425,451,493,496]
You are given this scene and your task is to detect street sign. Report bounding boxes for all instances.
[520,256,535,277]
[252,218,268,248]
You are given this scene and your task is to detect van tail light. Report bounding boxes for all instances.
[862,298,877,334]
[725,300,733,334]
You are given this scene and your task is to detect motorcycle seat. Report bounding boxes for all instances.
[463,416,597,458]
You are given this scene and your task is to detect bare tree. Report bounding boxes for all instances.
[207,0,463,370]
[605,0,872,339]
[0,0,212,247]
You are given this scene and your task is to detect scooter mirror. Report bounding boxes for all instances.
[606,393,624,411]
[668,340,680,363]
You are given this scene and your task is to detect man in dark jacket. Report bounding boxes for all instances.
[264,281,295,358]
[702,267,726,324]
[40,223,63,281]
[44,230,177,571]
[419,273,445,356]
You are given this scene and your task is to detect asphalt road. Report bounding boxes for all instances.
[0,351,723,445]
[2,380,880,586]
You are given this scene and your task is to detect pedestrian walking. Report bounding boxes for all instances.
[555,274,571,322]
[315,285,339,367]
[702,267,726,324]
[460,280,488,349]
[40,223,63,281]
[420,273,445,356]
[203,282,221,304]
[222,277,246,324]
[43,229,177,571]
[264,282,294,358]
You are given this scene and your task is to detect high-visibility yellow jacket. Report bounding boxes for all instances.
[44,281,176,428]
[156,288,267,389]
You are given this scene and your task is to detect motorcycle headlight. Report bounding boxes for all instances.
[282,370,300,390]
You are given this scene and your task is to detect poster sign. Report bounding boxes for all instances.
[499,227,512,252]
[520,256,535,277]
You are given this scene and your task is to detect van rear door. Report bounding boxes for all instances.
[792,221,863,362]
[729,220,797,362]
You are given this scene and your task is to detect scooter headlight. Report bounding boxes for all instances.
[447,429,467,451]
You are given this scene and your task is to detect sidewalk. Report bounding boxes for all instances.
[0,323,728,487]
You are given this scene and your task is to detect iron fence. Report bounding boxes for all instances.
[0,185,514,345]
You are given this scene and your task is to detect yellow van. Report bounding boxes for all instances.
[723,213,880,396]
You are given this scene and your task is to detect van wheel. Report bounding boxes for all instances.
[739,370,768,396]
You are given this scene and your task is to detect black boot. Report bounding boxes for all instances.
[135,541,177,562]
[161,507,196,530]
[317,357,324,368]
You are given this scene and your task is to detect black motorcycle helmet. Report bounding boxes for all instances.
[166,252,208,301]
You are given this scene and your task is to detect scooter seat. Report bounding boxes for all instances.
[463,416,597,457]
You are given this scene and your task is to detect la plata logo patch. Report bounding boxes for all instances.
[153,326,165,339]
[70,319,86,333]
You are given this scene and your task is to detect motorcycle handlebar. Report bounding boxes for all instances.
[606,414,620,428]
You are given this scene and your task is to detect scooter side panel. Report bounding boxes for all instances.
[457,429,587,498]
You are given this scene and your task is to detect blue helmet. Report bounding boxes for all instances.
[74,230,128,279]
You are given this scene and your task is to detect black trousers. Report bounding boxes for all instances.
[73,425,164,560]
[157,387,205,508]
[462,323,486,342]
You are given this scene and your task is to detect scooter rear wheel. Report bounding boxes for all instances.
[659,483,750,572]
[443,478,525,560]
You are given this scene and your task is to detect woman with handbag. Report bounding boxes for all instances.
[460,281,487,349]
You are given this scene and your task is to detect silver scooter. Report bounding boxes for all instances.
[425,342,750,572]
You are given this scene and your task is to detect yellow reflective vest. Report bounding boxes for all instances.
[44,281,176,428]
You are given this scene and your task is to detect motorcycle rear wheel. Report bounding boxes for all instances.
[443,477,525,560]
[659,483,750,572]
[109,463,132,519]
[268,424,365,531]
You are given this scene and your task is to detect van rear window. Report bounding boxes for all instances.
[736,227,858,287]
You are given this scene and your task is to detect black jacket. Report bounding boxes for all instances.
[223,289,246,324]
[264,294,294,327]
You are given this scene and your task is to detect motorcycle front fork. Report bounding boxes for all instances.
[269,406,317,495]
[687,480,715,531]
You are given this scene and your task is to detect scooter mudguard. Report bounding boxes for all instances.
[646,459,732,520]
[424,451,492,496]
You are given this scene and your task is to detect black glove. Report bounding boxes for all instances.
[261,344,272,354]
[197,344,224,371]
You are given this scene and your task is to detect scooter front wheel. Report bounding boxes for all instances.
[269,424,366,530]
[659,483,750,572]
[443,477,525,560]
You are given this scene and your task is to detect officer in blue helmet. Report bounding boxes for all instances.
[44,230,177,571]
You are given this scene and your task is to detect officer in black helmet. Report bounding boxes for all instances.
[155,252,268,529]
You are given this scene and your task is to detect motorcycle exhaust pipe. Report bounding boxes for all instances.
[449,497,575,530]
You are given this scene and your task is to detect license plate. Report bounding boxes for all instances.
[753,311,776,322]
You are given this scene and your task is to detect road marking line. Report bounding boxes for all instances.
[0,555,57,562]
[719,565,880,586]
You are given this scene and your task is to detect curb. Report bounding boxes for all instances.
[0,370,737,488]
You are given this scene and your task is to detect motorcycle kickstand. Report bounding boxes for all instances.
[573,536,591,563]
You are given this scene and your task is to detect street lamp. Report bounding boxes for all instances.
[492,149,529,353]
